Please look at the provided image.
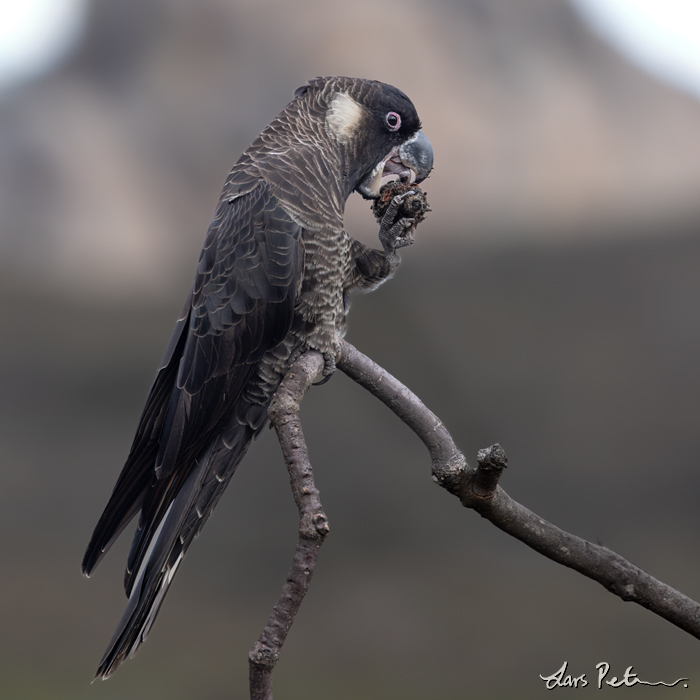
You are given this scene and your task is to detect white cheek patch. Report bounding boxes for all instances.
[327,92,365,142]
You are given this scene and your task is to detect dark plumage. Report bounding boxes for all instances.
[82,76,433,679]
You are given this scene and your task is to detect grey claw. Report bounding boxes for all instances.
[382,218,415,250]
[380,190,416,230]
[313,350,337,385]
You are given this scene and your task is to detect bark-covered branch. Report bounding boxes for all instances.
[250,340,699,700]
[249,351,329,700]
[337,339,700,640]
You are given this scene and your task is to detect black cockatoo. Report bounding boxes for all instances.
[82,76,433,679]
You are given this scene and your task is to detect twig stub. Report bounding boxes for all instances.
[472,443,508,498]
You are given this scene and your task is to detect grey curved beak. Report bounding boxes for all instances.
[356,130,435,199]
[399,131,433,183]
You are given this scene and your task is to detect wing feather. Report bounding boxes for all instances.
[82,180,303,588]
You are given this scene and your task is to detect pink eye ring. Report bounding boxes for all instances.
[385,112,401,131]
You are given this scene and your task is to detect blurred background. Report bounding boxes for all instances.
[2,0,700,698]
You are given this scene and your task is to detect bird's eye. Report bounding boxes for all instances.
[385,112,401,131]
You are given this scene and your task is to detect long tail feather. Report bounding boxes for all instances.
[94,421,255,679]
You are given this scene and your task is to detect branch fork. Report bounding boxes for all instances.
[248,340,700,699]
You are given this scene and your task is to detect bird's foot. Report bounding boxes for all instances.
[380,218,415,252]
[379,190,416,253]
[313,350,337,385]
[286,343,305,367]
[322,350,336,376]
